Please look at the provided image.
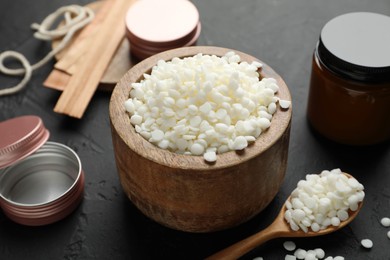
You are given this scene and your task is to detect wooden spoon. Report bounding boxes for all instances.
[206,175,363,260]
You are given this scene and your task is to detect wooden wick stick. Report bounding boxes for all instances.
[54,0,114,75]
[54,0,135,118]
[43,69,70,91]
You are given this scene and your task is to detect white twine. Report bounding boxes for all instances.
[0,5,94,96]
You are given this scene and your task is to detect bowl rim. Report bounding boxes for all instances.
[109,46,292,171]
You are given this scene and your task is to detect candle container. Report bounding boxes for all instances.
[307,12,390,145]
[125,0,201,60]
[0,115,84,226]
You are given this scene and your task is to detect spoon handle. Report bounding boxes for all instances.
[206,219,287,260]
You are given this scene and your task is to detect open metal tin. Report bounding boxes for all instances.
[0,115,84,226]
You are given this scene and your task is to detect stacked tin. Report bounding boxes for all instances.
[0,115,84,226]
[125,0,201,60]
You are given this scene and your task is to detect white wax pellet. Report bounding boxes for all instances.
[188,104,198,114]
[151,129,164,142]
[140,131,151,140]
[290,220,300,231]
[303,197,316,209]
[253,257,263,260]
[292,198,304,209]
[324,257,334,260]
[322,217,331,227]
[217,145,229,154]
[203,151,217,163]
[232,136,248,150]
[245,136,256,142]
[380,217,390,227]
[349,203,359,211]
[333,257,344,260]
[135,124,142,133]
[331,217,341,226]
[130,114,143,125]
[268,82,279,93]
[190,116,202,127]
[311,222,320,232]
[292,209,306,222]
[305,251,316,260]
[387,230,390,239]
[163,108,175,117]
[216,108,227,119]
[251,61,263,68]
[302,206,313,217]
[268,102,277,114]
[190,143,204,156]
[361,239,373,249]
[259,110,272,120]
[298,223,308,233]
[199,102,212,114]
[279,99,291,109]
[257,118,271,130]
[336,210,349,221]
[314,248,325,259]
[285,255,296,260]
[124,99,135,113]
[158,139,170,149]
[294,249,307,259]
[283,241,296,251]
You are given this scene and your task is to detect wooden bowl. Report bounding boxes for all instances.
[109,46,292,232]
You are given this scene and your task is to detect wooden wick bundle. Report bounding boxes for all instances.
[50,0,136,118]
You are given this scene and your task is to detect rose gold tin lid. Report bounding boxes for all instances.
[0,115,49,169]
[129,22,201,60]
[125,0,200,47]
[126,22,200,51]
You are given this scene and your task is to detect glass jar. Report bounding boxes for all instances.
[307,12,390,145]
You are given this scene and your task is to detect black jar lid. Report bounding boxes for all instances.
[317,12,390,83]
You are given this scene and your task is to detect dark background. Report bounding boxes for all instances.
[1,0,389,259]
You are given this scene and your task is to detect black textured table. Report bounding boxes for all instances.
[1,0,389,259]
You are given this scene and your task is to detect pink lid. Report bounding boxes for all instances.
[125,0,200,46]
[129,22,201,60]
[0,115,49,169]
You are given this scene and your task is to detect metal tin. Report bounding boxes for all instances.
[128,23,201,60]
[125,0,201,60]
[0,115,49,169]
[0,115,84,226]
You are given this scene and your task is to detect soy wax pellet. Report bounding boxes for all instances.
[283,241,296,251]
[190,143,204,155]
[279,99,291,109]
[361,239,373,249]
[124,52,291,162]
[203,151,217,163]
[314,248,325,258]
[380,217,390,227]
[284,168,364,233]
[151,129,164,142]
